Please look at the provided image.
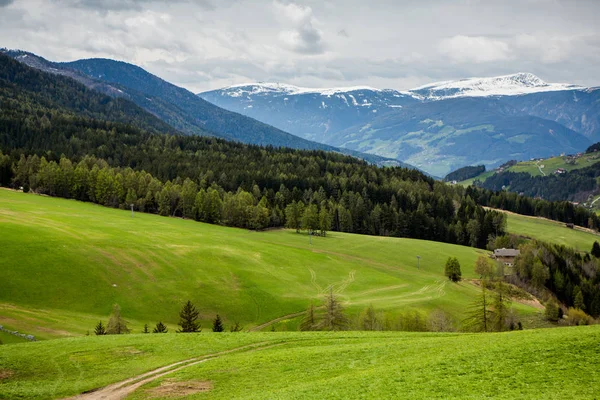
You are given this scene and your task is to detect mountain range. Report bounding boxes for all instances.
[2,49,408,169]
[200,74,599,176]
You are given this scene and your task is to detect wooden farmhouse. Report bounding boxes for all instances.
[493,248,520,267]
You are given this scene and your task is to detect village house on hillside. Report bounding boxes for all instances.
[493,248,520,267]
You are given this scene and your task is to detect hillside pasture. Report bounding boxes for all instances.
[502,210,600,251]
[0,189,542,339]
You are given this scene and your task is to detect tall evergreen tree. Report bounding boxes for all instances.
[212,314,224,332]
[463,282,492,332]
[491,282,512,331]
[94,321,106,336]
[178,300,201,332]
[153,321,168,333]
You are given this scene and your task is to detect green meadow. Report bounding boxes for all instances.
[502,210,600,251]
[0,327,599,399]
[0,189,544,339]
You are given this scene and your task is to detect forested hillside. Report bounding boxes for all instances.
[445,165,486,182]
[1,50,598,248]
[478,165,599,202]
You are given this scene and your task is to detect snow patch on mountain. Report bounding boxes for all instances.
[409,73,584,100]
[220,82,405,97]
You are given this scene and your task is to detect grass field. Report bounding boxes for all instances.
[501,210,600,251]
[0,189,544,340]
[0,327,599,399]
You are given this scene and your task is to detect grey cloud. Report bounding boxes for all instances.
[2,0,599,92]
[55,0,216,12]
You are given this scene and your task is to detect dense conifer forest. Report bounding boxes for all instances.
[478,167,599,203]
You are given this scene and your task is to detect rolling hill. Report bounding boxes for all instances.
[0,189,544,340]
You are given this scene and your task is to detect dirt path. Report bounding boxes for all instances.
[248,311,308,332]
[65,342,281,400]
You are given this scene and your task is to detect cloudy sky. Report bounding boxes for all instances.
[1,0,599,93]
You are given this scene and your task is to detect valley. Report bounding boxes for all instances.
[1,3,600,397]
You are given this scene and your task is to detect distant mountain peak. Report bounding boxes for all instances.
[219,82,393,97]
[410,72,584,100]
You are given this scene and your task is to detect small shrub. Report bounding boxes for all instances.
[566,308,594,326]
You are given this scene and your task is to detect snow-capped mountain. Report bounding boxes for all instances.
[199,73,599,177]
[200,84,418,142]
[410,72,585,100]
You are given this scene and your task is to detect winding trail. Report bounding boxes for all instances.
[65,342,282,400]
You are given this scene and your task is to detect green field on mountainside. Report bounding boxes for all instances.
[459,153,600,185]
[0,327,599,399]
[0,189,543,339]
[498,210,600,251]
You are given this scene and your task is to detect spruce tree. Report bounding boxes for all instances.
[153,321,168,333]
[106,304,130,334]
[178,300,201,332]
[142,324,150,334]
[212,315,224,332]
[94,321,106,336]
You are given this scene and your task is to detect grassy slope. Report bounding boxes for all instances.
[1,327,599,399]
[501,210,600,251]
[459,152,600,185]
[1,189,542,340]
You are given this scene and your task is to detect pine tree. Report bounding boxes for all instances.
[106,304,130,334]
[574,287,586,310]
[94,321,106,336]
[212,315,224,332]
[142,324,150,334]
[491,282,512,331]
[178,300,201,332]
[299,303,318,331]
[153,321,168,333]
[316,288,348,331]
[463,282,493,332]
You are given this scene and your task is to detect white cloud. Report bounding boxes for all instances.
[439,35,512,64]
[273,1,324,54]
